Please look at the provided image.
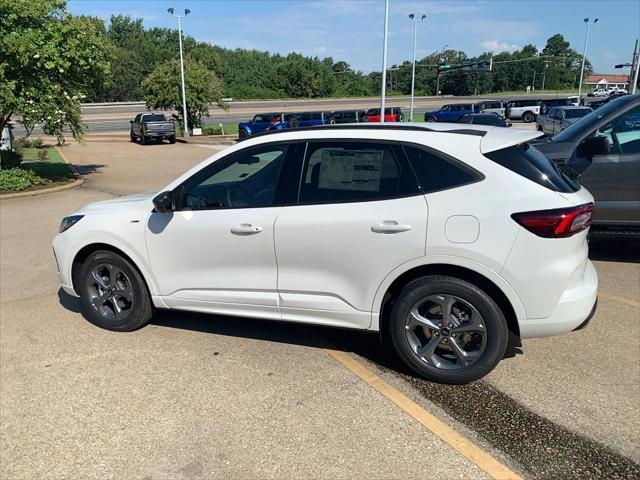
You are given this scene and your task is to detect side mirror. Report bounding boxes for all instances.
[130,120,133,124]
[153,191,175,213]
[580,136,610,159]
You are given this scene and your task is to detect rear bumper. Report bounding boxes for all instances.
[519,261,598,338]
[145,131,175,138]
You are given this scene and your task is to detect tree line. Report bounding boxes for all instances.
[1,0,593,143]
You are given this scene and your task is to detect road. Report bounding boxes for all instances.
[1,138,638,479]
[11,93,583,135]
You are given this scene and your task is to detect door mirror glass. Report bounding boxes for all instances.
[153,191,175,213]
[580,136,610,160]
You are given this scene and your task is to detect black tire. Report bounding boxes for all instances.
[79,250,153,332]
[425,116,437,122]
[522,111,535,123]
[140,134,147,145]
[130,130,136,143]
[288,116,300,129]
[238,129,249,141]
[388,275,508,384]
[168,135,176,144]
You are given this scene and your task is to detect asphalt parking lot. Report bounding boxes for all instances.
[1,137,639,479]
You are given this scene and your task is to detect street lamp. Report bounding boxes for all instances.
[408,13,427,122]
[168,7,191,137]
[577,17,598,99]
[380,0,389,123]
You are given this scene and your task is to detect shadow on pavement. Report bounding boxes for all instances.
[72,163,105,177]
[589,232,640,263]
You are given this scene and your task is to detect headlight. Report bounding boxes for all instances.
[59,215,84,233]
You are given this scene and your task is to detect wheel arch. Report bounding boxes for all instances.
[71,242,157,299]
[373,261,523,339]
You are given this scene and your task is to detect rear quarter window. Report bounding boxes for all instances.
[484,143,580,193]
[403,145,481,193]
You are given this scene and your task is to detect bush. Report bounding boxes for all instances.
[0,150,23,169]
[37,149,48,161]
[13,137,32,149]
[202,125,223,135]
[0,168,48,191]
[32,138,44,149]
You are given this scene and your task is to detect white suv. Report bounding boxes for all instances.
[53,124,598,384]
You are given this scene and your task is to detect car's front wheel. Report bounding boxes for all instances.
[389,275,508,384]
[425,116,437,122]
[238,129,249,141]
[79,250,153,332]
[130,130,136,143]
[168,135,176,144]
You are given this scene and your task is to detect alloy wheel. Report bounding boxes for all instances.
[404,294,487,370]
[87,263,134,322]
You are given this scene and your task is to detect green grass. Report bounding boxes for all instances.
[202,123,239,136]
[22,148,76,183]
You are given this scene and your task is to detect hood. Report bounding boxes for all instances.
[76,192,156,215]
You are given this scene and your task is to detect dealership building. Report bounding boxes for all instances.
[585,73,630,90]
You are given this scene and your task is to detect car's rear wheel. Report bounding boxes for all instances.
[130,130,136,143]
[522,112,535,123]
[140,134,148,145]
[79,251,153,332]
[425,116,437,122]
[168,135,176,144]
[389,275,508,384]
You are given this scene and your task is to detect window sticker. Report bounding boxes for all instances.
[317,149,383,192]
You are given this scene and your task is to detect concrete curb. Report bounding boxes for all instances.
[0,146,84,200]
[176,135,237,146]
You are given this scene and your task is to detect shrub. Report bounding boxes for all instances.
[0,150,23,169]
[0,168,48,192]
[13,137,32,149]
[37,149,48,161]
[32,138,44,149]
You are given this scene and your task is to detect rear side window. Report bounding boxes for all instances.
[484,143,580,192]
[299,142,420,204]
[403,145,480,193]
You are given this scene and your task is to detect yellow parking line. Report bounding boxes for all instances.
[325,349,523,480]
[599,291,640,309]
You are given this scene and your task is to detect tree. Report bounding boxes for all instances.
[142,59,226,130]
[0,0,112,141]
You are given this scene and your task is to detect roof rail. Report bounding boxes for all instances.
[248,123,487,140]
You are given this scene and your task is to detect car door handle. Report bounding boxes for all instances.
[371,221,412,234]
[230,223,262,235]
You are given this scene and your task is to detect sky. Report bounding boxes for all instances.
[68,0,640,74]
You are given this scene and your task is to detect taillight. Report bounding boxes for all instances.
[511,203,594,238]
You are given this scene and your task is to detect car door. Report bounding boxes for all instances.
[146,142,300,319]
[571,105,640,226]
[436,105,451,121]
[274,140,427,329]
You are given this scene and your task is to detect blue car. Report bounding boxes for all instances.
[238,111,332,140]
[424,103,477,122]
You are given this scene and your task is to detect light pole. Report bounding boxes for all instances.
[380,0,389,123]
[168,7,191,137]
[408,13,426,122]
[435,44,448,96]
[577,17,598,99]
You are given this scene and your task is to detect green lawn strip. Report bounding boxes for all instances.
[20,147,76,184]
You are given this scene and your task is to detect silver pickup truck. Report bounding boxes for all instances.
[130,113,176,145]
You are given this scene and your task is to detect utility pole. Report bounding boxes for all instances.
[614,39,639,94]
[541,62,548,91]
[380,0,389,123]
[532,71,537,92]
[168,7,191,137]
[435,44,448,96]
[408,13,426,121]
[578,18,598,99]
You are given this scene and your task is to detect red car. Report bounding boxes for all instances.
[366,107,405,122]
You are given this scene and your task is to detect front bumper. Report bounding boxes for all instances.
[52,233,77,296]
[519,261,598,338]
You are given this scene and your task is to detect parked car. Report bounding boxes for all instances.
[366,107,404,122]
[458,113,509,127]
[53,123,597,385]
[477,101,506,118]
[536,106,593,136]
[588,88,609,98]
[424,103,476,122]
[533,94,640,230]
[330,110,368,124]
[287,111,332,129]
[507,100,541,122]
[238,113,290,140]
[130,113,176,145]
[540,97,579,115]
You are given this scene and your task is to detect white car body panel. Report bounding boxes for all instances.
[53,124,597,341]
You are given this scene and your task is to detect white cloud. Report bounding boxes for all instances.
[480,40,520,53]
[604,52,617,60]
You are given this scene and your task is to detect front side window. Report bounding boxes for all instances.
[299,142,419,204]
[180,145,288,210]
[589,105,640,155]
[253,114,273,123]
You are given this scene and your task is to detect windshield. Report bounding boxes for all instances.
[552,98,631,142]
[564,108,591,119]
